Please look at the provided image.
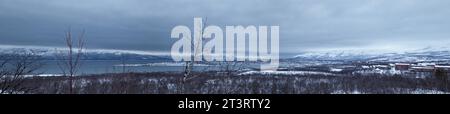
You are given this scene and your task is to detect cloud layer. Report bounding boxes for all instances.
[1,0,450,53]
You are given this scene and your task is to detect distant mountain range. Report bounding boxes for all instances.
[293,46,450,62]
[0,45,171,60]
[2,45,450,62]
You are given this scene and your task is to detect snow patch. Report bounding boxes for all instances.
[239,71,335,76]
[114,62,210,67]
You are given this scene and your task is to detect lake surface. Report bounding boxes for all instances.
[36,60,211,75]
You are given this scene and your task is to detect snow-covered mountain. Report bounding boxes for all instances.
[293,47,450,62]
[293,49,391,60]
[3,45,450,62]
[0,45,171,60]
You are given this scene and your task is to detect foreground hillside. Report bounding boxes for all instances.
[16,72,450,94]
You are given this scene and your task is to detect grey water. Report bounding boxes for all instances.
[35,60,204,75]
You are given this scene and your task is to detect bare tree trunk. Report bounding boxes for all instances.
[183,18,207,83]
[56,28,86,94]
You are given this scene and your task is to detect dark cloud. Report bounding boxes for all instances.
[1,0,450,53]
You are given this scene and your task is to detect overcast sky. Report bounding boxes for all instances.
[1,0,450,54]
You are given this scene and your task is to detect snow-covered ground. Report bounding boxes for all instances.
[113,62,210,67]
[239,70,335,76]
[24,74,64,77]
[331,89,449,94]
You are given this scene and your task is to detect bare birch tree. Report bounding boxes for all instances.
[56,29,86,94]
[183,18,207,82]
[0,50,42,94]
